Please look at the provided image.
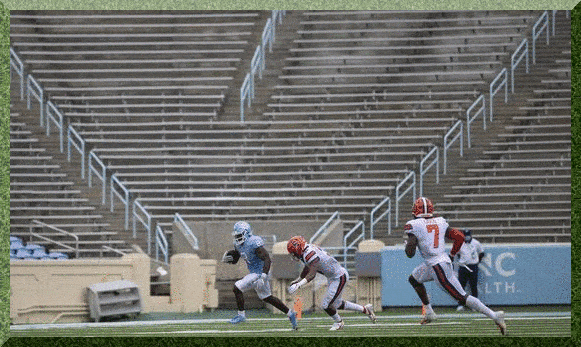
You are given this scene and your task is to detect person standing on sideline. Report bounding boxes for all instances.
[454,229,485,311]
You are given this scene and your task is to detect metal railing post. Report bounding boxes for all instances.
[67,125,86,179]
[88,151,108,205]
[26,75,44,127]
[46,101,65,153]
[443,120,464,175]
[532,11,549,64]
[370,197,391,237]
[133,200,153,253]
[466,95,486,148]
[395,171,416,226]
[10,47,25,100]
[111,174,130,230]
[489,68,508,122]
[310,211,340,244]
[510,39,529,93]
[419,146,439,197]
[174,213,199,250]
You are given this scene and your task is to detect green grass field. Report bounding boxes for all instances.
[9,307,571,337]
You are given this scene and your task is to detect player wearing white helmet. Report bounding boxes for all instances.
[286,235,376,331]
[404,197,506,335]
[222,221,298,330]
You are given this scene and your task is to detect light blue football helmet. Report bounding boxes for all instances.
[233,221,253,245]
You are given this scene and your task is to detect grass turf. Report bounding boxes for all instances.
[9,309,571,337]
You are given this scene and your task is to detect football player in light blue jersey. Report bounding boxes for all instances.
[222,221,298,330]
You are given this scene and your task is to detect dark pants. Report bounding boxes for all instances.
[458,264,479,298]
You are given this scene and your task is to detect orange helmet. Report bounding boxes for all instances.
[287,236,307,260]
[412,197,434,218]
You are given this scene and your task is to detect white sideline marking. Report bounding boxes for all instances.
[10,311,571,331]
[132,328,292,335]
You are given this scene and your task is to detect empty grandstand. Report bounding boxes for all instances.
[9,11,570,312]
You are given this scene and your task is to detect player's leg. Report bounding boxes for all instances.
[457,266,469,311]
[409,263,437,324]
[255,276,298,330]
[322,274,347,330]
[230,274,255,324]
[433,262,506,335]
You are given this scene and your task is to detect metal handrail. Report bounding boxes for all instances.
[133,199,153,253]
[240,11,285,122]
[111,174,130,230]
[45,101,65,152]
[155,224,169,264]
[342,220,365,269]
[489,68,508,122]
[371,196,391,237]
[240,73,252,122]
[26,75,44,126]
[174,213,199,250]
[101,245,128,258]
[31,220,79,258]
[466,95,486,148]
[419,146,439,196]
[310,211,340,244]
[251,45,263,80]
[88,151,108,205]
[10,47,25,100]
[395,171,416,226]
[532,11,549,64]
[510,39,529,93]
[443,120,463,175]
[67,125,86,179]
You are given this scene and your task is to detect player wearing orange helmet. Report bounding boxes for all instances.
[287,235,376,331]
[404,197,506,335]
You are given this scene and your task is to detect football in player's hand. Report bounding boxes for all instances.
[222,250,240,264]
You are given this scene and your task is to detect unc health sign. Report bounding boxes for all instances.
[381,243,570,306]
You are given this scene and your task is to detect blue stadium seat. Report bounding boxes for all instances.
[31,248,49,259]
[10,236,22,244]
[48,252,69,260]
[15,249,31,259]
[24,244,45,253]
[10,241,24,253]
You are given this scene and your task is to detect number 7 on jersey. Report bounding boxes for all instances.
[426,224,439,248]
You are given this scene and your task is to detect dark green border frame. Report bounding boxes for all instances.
[1,1,577,346]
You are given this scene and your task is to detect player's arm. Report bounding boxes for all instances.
[254,246,271,275]
[288,256,319,294]
[405,233,418,258]
[445,227,465,257]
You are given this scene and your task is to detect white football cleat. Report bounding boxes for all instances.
[456,305,465,311]
[495,311,507,336]
[364,304,377,323]
[329,320,344,331]
[420,312,437,325]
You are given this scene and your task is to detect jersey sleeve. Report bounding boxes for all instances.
[475,240,484,254]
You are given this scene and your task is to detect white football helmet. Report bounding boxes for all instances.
[233,221,253,246]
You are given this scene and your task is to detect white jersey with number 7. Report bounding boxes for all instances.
[404,216,450,266]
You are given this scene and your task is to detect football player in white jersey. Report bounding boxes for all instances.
[286,235,376,331]
[404,197,507,335]
[222,221,298,330]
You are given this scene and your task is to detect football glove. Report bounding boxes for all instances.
[288,278,307,295]
[222,250,240,264]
